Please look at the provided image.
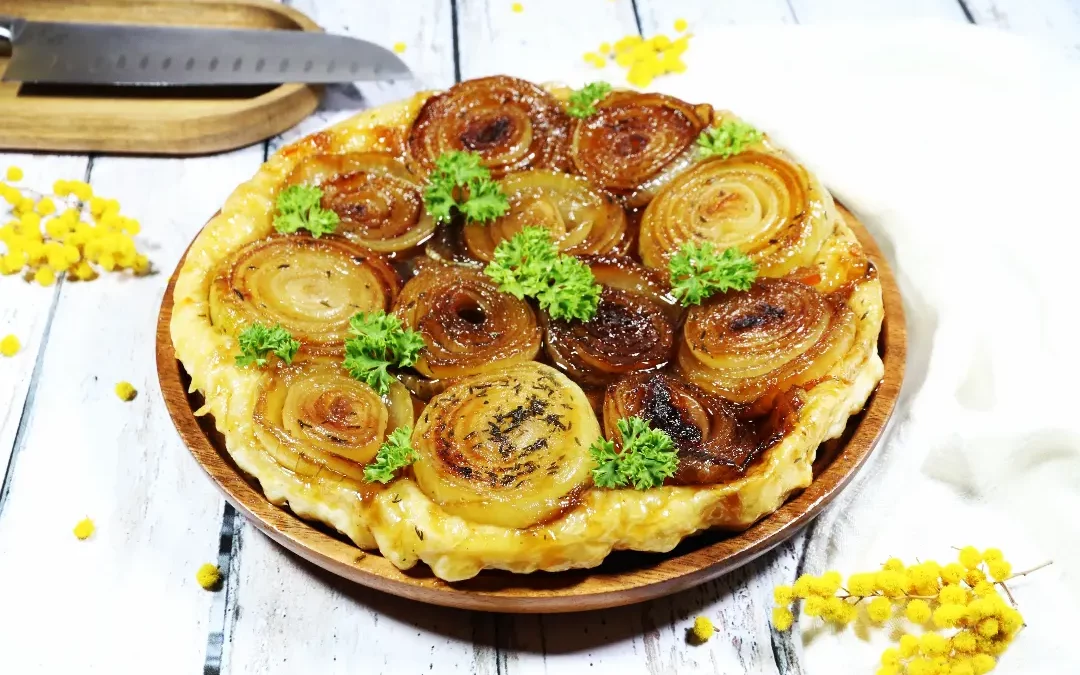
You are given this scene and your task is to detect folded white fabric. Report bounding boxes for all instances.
[642,21,1080,674]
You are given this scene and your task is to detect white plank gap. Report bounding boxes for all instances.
[964,0,1080,57]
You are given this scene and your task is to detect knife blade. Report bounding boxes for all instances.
[0,17,411,86]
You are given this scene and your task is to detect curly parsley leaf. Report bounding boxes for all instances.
[422,151,509,224]
[235,323,300,368]
[567,81,613,118]
[589,417,678,490]
[364,426,416,484]
[669,241,757,306]
[696,119,764,160]
[484,226,601,321]
[274,185,340,238]
[343,311,426,395]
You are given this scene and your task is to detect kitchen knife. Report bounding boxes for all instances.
[0,16,411,86]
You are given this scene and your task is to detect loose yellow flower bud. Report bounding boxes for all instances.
[971,654,995,675]
[73,517,95,540]
[958,546,982,569]
[35,197,56,216]
[5,166,24,181]
[919,632,948,657]
[196,563,221,590]
[115,381,138,401]
[773,585,794,606]
[691,616,714,642]
[905,599,932,624]
[899,634,920,657]
[977,618,999,638]
[53,179,71,196]
[867,596,892,622]
[771,607,793,631]
[674,18,689,32]
[987,560,1011,581]
[1,334,21,357]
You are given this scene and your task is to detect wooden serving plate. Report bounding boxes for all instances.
[0,0,321,154]
[157,205,905,613]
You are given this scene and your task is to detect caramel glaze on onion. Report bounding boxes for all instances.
[393,261,542,382]
[408,76,571,178]
[209,236,400,355]
[252,356,414,491]
[286,152,436,254]
[604,372,801,485]
[677,277,857,414]
[571,91,712,205]
[463,169,629,262]
[543,256,679,387]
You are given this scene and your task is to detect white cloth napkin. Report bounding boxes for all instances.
[635,21,1080,674]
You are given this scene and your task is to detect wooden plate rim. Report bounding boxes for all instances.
[156,206,906,613]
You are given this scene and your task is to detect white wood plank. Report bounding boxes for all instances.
[0,154,88,485]
[964,0,1080,57]
[786,0,968,22]
[634,0,795,31]
[0,150,262,674]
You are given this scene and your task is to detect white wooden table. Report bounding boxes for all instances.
[0,1,1077,673]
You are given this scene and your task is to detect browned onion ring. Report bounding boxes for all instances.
[570,91,712,202]
[408,76,571,178]
[677,277,856,411]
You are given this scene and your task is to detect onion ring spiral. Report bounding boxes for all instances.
[408,76,571,178]
[411,362,600,528]
[210,236,400,354]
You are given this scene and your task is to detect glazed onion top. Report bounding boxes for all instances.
[639,151,834,275]
[677,277,857,409]
[286,152,436,253]
[393,262,541,380]
[252,357,414,488]
[209,236,400,354]
[571,91,712,199]
[408,75,571,178]
[462,169,628,262]
[411,362,600,529]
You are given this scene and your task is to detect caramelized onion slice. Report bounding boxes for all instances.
[286,152,435,253]
[393,262,541,379]
[604,372,799,485]
[639,151,835,275]
[677,278,856,409]
[463,170,628,262]
[253,357,414,488]
[583,255,681,322]
[210,236,400,354]
[412,362,600,529]
[408,76,571,178]
[571,91,712,201]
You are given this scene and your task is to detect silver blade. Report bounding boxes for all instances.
[1,19,411,86]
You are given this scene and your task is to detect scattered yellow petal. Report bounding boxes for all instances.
[674,18,689,32]
[393,42,406,54]
[690,616,714,643]
[35,197,56,216]
[115,380,138,402]
[598,42,611,55]
[511,2,524,12]
[73,517,95,540]
[196,563,222,590]
[1,334,20,357]
[5,166,23,181]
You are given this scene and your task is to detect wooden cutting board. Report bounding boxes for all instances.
[0,0,322,154]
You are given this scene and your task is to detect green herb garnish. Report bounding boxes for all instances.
[423,151,509,224]
[669,241,757,306]
[343,312,425,395]
[484,226,601,322]
[567,81,613,118]
[589,417,678,490]
[235,323,300,368]
[696,119,763,160]
[274,185,339,238]
[364,426,416,484]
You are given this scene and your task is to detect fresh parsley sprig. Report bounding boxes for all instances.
[235,323,300,368]
[423,151,509,224]
[274,185,340,238]
[484,226,601,322]
[364,426,416,484]
[343,312,426,395]
[589,417,678,490]
[696,119,763,160]
[567,81,613,118]
[669,241,757,306]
